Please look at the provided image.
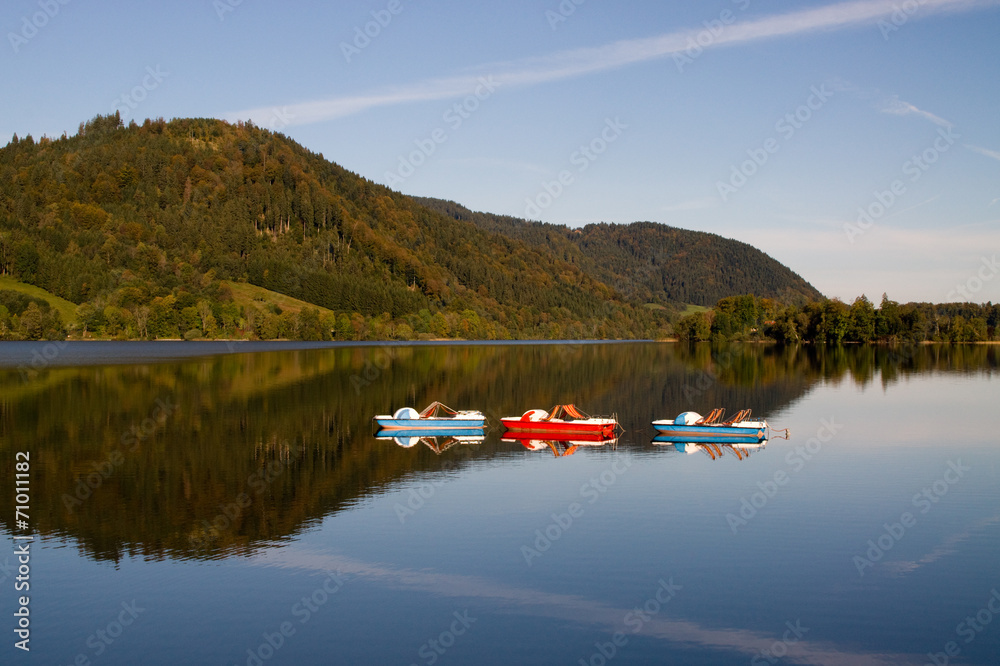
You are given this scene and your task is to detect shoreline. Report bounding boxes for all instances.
[2,338,996,372]
[0,338,653,370]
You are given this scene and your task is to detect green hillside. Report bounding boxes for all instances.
[0,114,668,340]
[0,275,78,322]
[414,197,823,306]
[222,280,336,317]
[0,113,822,342]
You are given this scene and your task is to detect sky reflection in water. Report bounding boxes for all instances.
[0,342,997,664]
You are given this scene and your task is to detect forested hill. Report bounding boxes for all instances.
[414,197,823,307]
[0,114,669,340]
[0,113,818,341]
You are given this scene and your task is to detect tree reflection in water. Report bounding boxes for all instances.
[1,341,995,562]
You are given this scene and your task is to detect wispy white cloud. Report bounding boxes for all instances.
[224,0,998,127]
[966,144,1000,161]
[883,515,1000,577]
[254,548,912,666]
[878,96,953,127]
[882,195,942,220]
[830,80,957,129]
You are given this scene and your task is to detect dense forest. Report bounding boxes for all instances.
[0,113,832,342]
[0,114,675,341]
[415,197,823,306]
[675,293,1000,343]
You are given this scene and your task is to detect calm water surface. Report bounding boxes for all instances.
[0,342,998,665]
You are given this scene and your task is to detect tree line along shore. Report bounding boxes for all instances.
[2,287,996,343]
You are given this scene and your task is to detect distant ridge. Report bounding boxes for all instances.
[412,198,823,307]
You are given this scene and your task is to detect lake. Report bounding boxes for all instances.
[1,341,998,665]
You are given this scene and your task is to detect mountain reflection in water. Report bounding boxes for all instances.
[0,341,995,563]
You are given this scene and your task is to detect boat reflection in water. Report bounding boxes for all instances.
[652,436,767,461]
[502,433,618,458]
[375,428,485,454]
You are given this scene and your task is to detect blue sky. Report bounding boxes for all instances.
[3,0,999,303]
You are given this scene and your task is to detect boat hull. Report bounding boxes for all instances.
[374,417,485,430]
[652,433,766,444]
[651,422,766,440]
[500,419,617,437]
[375,427,485,439]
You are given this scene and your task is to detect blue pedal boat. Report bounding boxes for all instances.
[373,401,486,431]
[652,409,769,441]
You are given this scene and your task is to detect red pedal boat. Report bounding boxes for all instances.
[500,404,618,438]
